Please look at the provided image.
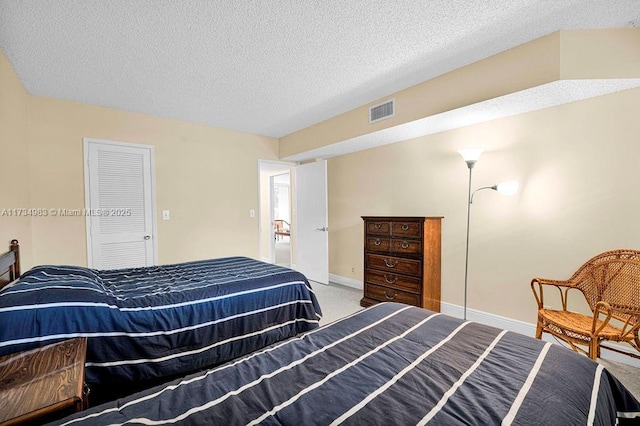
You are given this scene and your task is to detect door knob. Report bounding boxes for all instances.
[315,227,328,232]
[144,235,151,240]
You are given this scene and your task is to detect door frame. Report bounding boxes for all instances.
[83,137,159,268]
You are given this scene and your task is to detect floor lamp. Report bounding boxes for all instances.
[459,149,518,320]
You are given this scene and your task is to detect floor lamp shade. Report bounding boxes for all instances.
[496,180,519,196]
[458,149,483,167]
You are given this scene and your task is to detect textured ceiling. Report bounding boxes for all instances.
[0,1,639,139]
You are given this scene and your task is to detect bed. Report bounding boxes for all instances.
[0,240,322,396]
[52,302,640,426]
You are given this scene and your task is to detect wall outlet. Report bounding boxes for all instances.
[351,267,355,274]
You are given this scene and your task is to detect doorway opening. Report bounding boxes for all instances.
[272,173,291,267]
[258,160,294,267]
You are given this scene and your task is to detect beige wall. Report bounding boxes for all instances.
[327,86,640,323]
[0,48,279,269]
[560,29,640,78]
[0,50,32,269]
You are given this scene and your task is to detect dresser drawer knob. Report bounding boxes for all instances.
[401,241,410,249]
[384,290,397,300]
[374,239,381,246]
[384,259,397,268]
[384,274,397,284]
[401,224,409,231]
[374,223,382,229]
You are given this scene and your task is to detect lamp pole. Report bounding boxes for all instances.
[463,160,475,320]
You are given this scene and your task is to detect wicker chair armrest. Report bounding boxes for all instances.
[530,277,575,309]
[599,304,640,341]
[531,277,575,288]
[592,301,614,335]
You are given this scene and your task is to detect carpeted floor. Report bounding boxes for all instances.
[597,358,640,400]
[310,281,640,400]
[275,239,291,267]
[311,281,363,326]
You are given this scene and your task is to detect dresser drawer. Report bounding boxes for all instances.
[366,254,421,276]
[365,269,421,293]
[365,237,391,252]
[366,221,391,236]
[391,221,422,238]
[390,239,422,255]
[365,283,420,306]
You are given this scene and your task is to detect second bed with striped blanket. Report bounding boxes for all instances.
[0,257,322,390]
[53,302,640,425]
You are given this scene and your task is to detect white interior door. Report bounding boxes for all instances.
[84,138,157,269]
[295,160,328,284]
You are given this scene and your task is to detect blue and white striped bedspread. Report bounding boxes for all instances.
[53,302,639,426]
[0,257,322,386]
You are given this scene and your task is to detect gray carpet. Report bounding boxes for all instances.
[597,358,640,400]
[274,240,291,267]
[311,281,363,326]
[311,281,640,400]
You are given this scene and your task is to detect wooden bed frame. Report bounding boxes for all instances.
[0,240,20,290]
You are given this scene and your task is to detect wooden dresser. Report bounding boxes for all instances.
[360,216,442,311]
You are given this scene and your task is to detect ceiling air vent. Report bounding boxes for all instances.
[369,99,395,124]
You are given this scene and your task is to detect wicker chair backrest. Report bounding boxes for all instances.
[570,249,640,323]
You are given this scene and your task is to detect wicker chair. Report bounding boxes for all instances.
[274,219,290,241]
[531,249,640,360]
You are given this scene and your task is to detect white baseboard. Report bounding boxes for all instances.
[440,302,535,337]
[441,301,640,368]
[329,274,363,290]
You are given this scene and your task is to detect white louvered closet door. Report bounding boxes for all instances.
[85,139,156,269]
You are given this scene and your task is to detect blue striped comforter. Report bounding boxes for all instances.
[0,257,322,386]
[53,303,639,425]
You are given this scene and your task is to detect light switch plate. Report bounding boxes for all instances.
[162,210,170,220]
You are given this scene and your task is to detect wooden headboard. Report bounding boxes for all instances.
[0,240,20,290]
